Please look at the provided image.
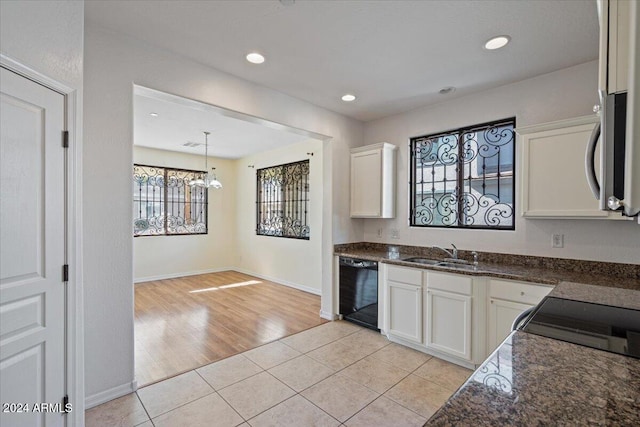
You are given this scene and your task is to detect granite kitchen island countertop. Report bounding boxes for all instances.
[425,281,640,425]
[426,330,640,426]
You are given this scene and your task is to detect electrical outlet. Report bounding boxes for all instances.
[377,228,383,238]
[391,229,400,239]
[552,234,564,248]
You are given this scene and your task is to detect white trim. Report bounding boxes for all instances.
[85,380,137,409]
[134,85,330,141]
[232,268,321,296]
[1,53,84,426]
[136,267,322,296]
[134,267,231,283]
[515,114,597,134]
[320,310,338,321]
[0,54,74,94]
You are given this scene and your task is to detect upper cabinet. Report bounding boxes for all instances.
[350,143,397,218]
[518,116,625,219]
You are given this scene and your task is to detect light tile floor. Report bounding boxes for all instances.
[85,321,473,427]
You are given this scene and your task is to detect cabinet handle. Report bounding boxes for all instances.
[520,291,525,296]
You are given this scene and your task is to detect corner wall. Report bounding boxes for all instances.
[132,146,237,281]
[362,61,640,264]
[235,140,324,294]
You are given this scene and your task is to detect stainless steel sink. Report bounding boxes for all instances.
[436,262,478,271]
[402,257,441,265]
[402,257,479,271]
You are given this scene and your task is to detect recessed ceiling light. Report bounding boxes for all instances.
[439,87,456,95]
[149,112,159,117]
[484,35,511,50]
[246,52,265,64]
[341,94,356,102]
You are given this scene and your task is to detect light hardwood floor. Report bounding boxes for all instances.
[135,270,326,386]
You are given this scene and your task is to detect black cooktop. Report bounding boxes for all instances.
[522,297,640,359]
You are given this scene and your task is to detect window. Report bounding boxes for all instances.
[409,118,516,229]
[256,160,310,239]
[133,164,208,236]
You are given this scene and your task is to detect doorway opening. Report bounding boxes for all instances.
[132,86,331,386]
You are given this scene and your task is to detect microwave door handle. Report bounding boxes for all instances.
[585,122,601,199]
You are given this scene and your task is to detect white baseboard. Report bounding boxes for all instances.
[320,310,338,321]
[232,268,321,296]
[134,267,230,283]
[85,380,137,409]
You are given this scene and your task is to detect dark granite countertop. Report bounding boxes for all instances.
[426,331,640,426]
[335,243,640,425]
[334,243,640,291]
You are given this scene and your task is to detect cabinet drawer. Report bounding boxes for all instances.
[387,265,422,285]
[426,272,472,295]
[489,279,552,305]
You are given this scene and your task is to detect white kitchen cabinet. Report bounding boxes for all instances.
[487,279,552,352]
[350,142,397,218]
[518,116,625,219]
[386,265,423,344]
[488,298,533,351]
[424,272,473,361]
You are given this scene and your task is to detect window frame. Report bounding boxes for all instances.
[409,117,516,231]
[133,163,209,237]
[255,159,310,240]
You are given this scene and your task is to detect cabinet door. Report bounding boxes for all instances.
[387,281,422,344]
[425,289,471,360]
[520,119,614,218]
[350,150,381,217]
[488,298,533,352]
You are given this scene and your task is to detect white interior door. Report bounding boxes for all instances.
[1,67,66,427]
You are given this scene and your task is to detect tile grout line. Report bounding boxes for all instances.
[141,372,217,421]
[134,390,154,425]
[225,369,298,422]
[149,323,362,424]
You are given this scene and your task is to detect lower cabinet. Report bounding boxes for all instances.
[487,298,533,351]
[424,272,474,361]
[383,265,554,368]
[425,289,472,361]
[387,280,422,344]
[487,279,553,352]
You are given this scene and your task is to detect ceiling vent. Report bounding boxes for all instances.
[182,141,202,148]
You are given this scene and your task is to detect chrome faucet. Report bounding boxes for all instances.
[432,243,458,260]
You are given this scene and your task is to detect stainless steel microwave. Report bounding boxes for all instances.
[586,0,640,218]
[585,91,629,213]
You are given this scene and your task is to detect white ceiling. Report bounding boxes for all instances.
[87,0,599,122]
[134,87,318,158]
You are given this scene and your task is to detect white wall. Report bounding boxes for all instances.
[1,0,85,422]
[0,1,83,87]
[83,26,363,405]
[133,147,236,281]
[235,140,324,294]
[362,61,640,264]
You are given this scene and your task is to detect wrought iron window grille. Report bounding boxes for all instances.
[133,164,208,236]
[256,159,310,240]
[409,118,516,230]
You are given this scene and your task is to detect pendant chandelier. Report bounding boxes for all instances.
[190,131,222,189]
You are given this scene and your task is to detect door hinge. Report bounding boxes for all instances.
[62,130,69,148]
[62,264,69,282]
[62,395,69,412]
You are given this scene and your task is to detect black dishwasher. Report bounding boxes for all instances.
[339,257,379,331]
